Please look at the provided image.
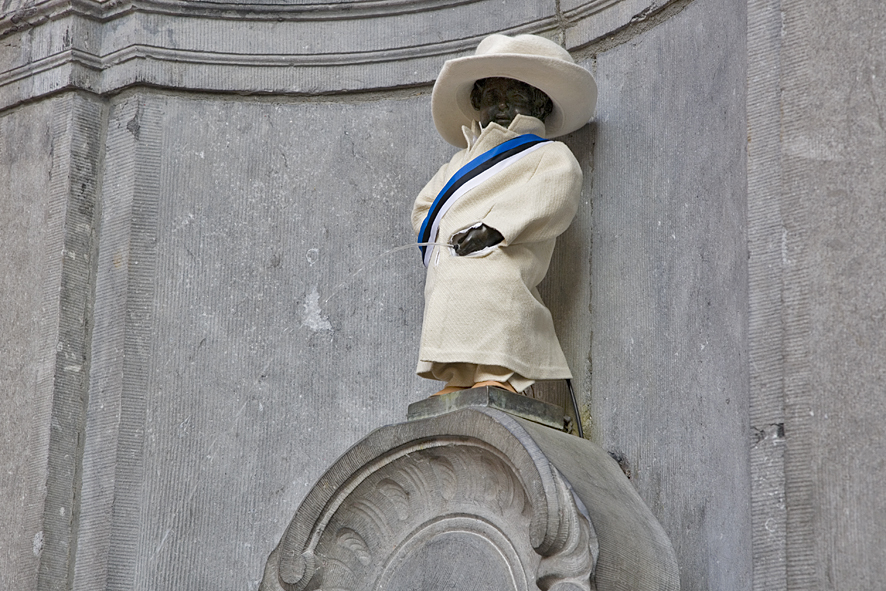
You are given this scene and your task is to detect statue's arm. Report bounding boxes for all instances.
[480,143,582,246]
[449,224,504,256]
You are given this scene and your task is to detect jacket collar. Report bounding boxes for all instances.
[461,114,547,153]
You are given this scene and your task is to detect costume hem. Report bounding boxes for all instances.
[416,351,572,381]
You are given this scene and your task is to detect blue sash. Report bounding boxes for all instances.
[418,134,551,266]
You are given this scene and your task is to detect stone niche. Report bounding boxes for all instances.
[261,388,679,591]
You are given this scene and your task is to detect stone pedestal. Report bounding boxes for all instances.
[261,390,679,591]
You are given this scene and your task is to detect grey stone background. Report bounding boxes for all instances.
[1,1,884,590]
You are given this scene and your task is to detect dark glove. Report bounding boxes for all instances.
[449,224,504,257]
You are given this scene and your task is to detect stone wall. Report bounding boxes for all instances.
[0,93,105,590]
[747,0,886,589]
[2,0,884,589]
[588,0,750,587]
[1,96,61,591]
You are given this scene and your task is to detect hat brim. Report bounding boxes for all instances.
[432,53,597,148]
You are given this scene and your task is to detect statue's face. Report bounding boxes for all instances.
[473,77,537,129]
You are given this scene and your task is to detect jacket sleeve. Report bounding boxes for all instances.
[411,162,450,236]
[480,142,582,246]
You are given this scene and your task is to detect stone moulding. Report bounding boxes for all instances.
[261,407,679,591]
[0,0,660,111]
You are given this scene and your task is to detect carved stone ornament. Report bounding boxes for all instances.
[261,405,679,591]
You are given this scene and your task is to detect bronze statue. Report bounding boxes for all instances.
[412,34,597,396]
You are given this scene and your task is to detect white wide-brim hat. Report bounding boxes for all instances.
[432,34,597,147]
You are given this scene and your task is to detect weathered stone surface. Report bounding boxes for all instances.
[746,0,788,587]
[261,407,678,591]
[517,417,681,591]
[0,96,59,591]
[67,91,442,591]
[0,0,662,110]
[0,92,104,591]
[759,1,886,589]
[586,0,751,589]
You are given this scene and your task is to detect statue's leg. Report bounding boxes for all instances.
[432,385,468,396]
[429,364,534,396]
[472,380,516,393]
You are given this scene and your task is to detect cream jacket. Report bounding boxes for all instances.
[412,115,582,380]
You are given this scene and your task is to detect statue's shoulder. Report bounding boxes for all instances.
[537,139,582,172]
[544,138,577,156]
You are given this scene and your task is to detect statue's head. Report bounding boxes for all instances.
[431,34,597,147]
[469,77,554,129]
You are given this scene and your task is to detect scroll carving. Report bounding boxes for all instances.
[261,438,598,591]
[260,407,679,591]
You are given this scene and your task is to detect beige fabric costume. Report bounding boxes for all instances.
[412,114,581,383]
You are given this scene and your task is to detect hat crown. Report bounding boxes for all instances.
[474,34,575,65]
